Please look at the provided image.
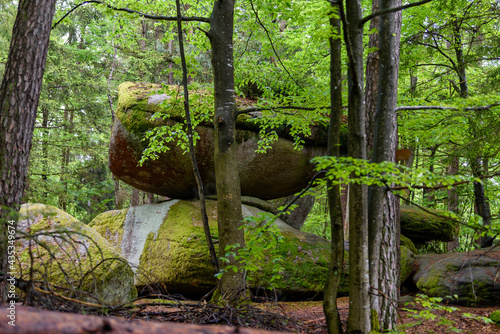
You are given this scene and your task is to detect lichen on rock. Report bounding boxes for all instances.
[108,82,329,200]
[90,200,336,299]
[16,203,137,306]
[412,247,500,306]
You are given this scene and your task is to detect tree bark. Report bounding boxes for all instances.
[208,0,246,302]
[0,0,56,301]
[0,305,282,334]
[323,3,344,333]
[280,195,315,230]
[344,1,370,332]
[447,155,460,252]
[364,0,380,158]
[367,0,401,330]
[470,158,495,248]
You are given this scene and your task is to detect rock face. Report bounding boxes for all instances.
[411,246,500,306]
[109,82,329,200]
[89,200,334,299]
[400,206,460,243]
[16,204,137,306]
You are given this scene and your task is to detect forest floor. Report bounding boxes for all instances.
[132,296,500,333]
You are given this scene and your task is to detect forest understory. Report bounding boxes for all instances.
[9,296,499,334]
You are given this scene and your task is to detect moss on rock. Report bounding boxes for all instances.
[401,234,419,255]
[17,204,137,306]
[90,200,338,299]
[490,310,500,326]
[109,82,332,200]
[413,247,500,306]
[400,245,416,283]
[401,206,459,243]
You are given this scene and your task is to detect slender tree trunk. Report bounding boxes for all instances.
[41,107,49,199]
[452,17,468,98]
[0,0,56,301]
[447,155,460,252]
[208,0,246,302]
[131,188,140,206]
[280,194,315,230]
[175,0,219,275]
[367,1,402,330]
[323,4,344,333]
[423,146,438,206]
[59,110,74,211]
[344,1,370,332]
[470,158,494,248]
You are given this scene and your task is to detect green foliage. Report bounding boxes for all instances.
[139,84,213,164]
[391,294,495,333]
[216,213,285,290]
[313,156,474,191]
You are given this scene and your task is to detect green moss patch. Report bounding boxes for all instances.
[401,206,459,243]
[17,204,137,306]
[91,200,337,299]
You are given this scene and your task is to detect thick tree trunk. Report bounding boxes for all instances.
[367,0,401,330]
[364,0,380,158]
[0,0,56,301]
[323,4,344,333]
[344,1,370,333]
[208,0,246,302]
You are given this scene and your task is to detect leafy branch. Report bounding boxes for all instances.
[52,0,210,30]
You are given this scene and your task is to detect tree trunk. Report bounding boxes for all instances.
[344,1,370,332]
[364,0,380,158]
[131,188,140,206]
[0,305,279,334]
[470,158,494,248]
[367,0,401,330]
[423,146,438,206]
[452,17,468,98]
[323,3,344,333]
[41,106,49,199]
[0,0,56,301]
[280,195,315,230]
[208,0,246,302]
[59,109,74,211]
[447,155,460,252]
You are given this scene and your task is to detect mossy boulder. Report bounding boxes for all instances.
[400,206,459,243]
[401,235,419,255]
[411,246,500,306]
[16,204,137,306]
[400,245,416,283]
[89,200,339,299]
[109,82,331,200]
[490,310,500,326]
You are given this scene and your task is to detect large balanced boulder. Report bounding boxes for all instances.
[89,200,337,299]
[400,206,460,243]
[411,246,500,306]
[16,204,137,306]
[109,82,331,200]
